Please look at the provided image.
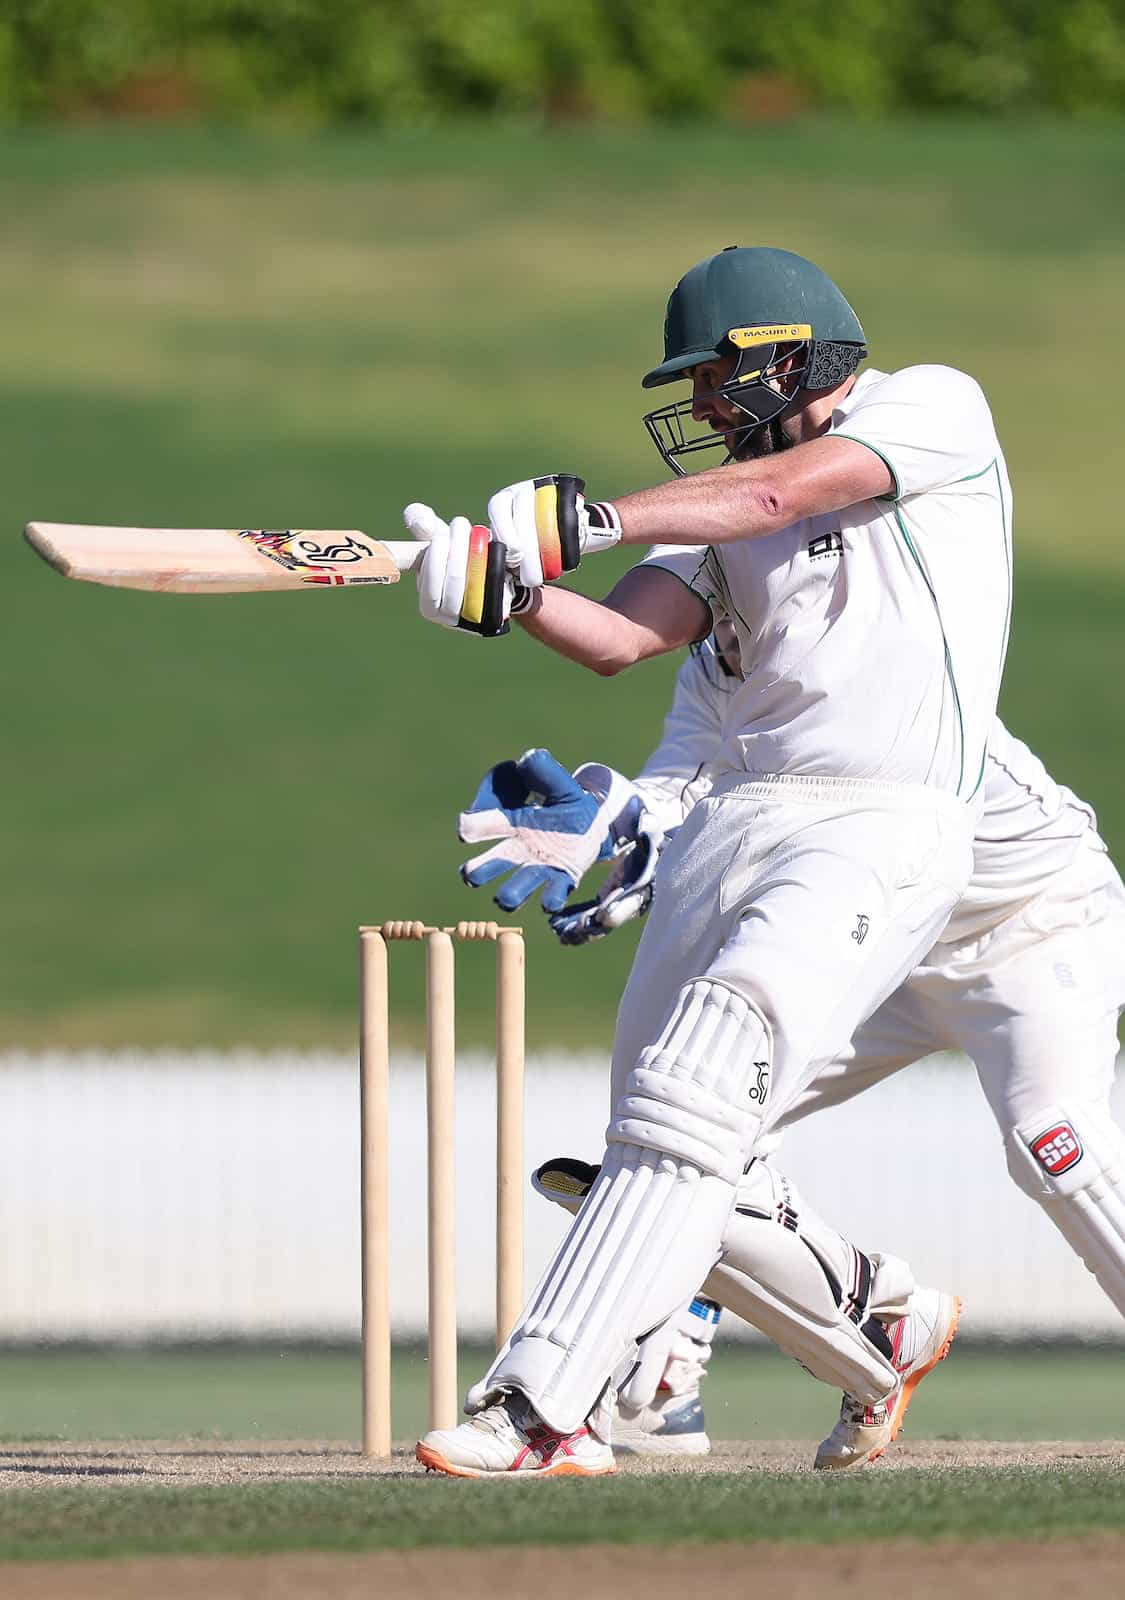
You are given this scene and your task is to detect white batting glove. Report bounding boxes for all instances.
[405,502,516,638]
[487,475,622,590]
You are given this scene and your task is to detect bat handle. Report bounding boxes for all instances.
[384,531,614,575]
[382,541,429,573]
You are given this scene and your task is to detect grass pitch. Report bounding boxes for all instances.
[1,1345,1122,1566]
[1,124,1124,1048]
[0,1463,1123,1564]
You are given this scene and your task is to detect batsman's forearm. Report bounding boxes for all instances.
[516,587,648,675]
[611,435,891,545]
[515,586,681,676]
[614,465,784,546]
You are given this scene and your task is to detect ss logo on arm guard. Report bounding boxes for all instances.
[1031,1123,1083,1176]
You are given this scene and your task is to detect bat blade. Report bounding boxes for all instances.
[25,522,425,595]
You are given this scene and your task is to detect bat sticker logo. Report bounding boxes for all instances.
[238,530,374,571]
[294,536,372,564]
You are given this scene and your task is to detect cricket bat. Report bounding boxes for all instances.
[25,521,428,595]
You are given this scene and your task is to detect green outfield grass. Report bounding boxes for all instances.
[2,124,1124,1048]
[1,1343,1121,1444]
[2,1469,1124,1563]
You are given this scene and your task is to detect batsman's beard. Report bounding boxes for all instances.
[731,416,794,460]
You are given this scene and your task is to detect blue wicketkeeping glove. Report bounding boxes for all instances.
[458,749,643,913]
[547,815,665,945]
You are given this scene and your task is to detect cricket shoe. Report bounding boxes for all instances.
[612,1391,711,1456]
[416,1393,616,1479]
[814,1286,962,1471]
[612,1296,720,1456]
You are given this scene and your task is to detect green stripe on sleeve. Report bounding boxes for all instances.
[832,433,900,500]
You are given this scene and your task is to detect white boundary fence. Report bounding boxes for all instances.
[0,1051,1121,1339]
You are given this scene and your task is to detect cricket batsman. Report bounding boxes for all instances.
[406,245,1015,1476]
[454,623,1125,1467]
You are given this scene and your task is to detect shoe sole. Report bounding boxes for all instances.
[415,1441,616,1479]
[867,1293,962,1465]
[814,1294,963,1472]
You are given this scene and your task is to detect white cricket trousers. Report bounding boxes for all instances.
[611,774,975,1133]
[777,844,1125,1135]
[770,844,1125,1317]
[480,774,973,1432]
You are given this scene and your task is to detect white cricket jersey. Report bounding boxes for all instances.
[643,365,1014,803]
[636,647,1107,942]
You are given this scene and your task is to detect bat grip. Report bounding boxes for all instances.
[386,530,616,575]
[383,541,430,573]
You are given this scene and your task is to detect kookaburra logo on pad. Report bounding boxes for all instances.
[749,1061,770,1103]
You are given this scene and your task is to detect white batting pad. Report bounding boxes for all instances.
[480,1144,732,1431]
[1008,1102,1125,1314]
[610,979,771,1182]
[475,980,771,1433]
[703,1161,909,1404]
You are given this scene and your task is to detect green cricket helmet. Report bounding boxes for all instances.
[642,246,867,475]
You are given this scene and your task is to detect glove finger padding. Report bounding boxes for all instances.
[488,474,585,589]
[457,747,631,913]
[495,863,574,914]
[405,502,511,637]
[505,747,590,824]
[460,845,574,912]
[458,749,586,846]
[407,502,451,627]
[458,520,511,637]
[459,844,518,886]
[548,898,610,945]
[533,474,584,580]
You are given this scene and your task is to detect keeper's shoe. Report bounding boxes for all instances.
[416,1393,616,1479]
[814,1286,962,1472]
[612,1391,711,1456]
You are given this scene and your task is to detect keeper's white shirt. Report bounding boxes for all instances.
[643,365,1014,803]
[636,643,1109,945]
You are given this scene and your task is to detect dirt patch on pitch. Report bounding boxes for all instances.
[4,1537,1125,1600]
[1,1437,1123,1488]
[2,1437,1124,1486]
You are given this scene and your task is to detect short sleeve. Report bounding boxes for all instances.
[834,365,997,499]
[637,544,729,627]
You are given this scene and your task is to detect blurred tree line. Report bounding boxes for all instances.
[2,0,1125,122]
